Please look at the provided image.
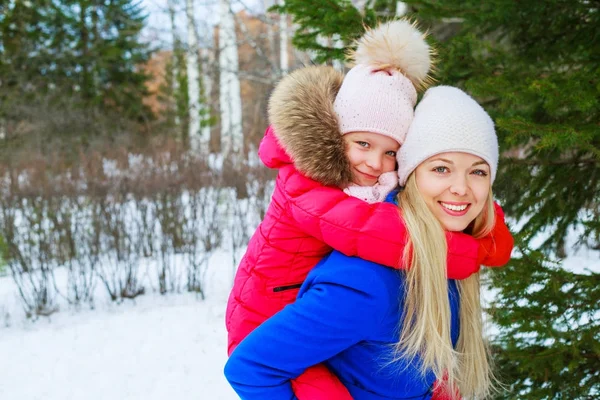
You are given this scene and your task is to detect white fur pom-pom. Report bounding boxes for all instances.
[353,20,433,90]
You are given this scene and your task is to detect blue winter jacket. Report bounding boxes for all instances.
[224,250,461,400]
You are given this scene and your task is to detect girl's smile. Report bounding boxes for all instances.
[354,169,379,181]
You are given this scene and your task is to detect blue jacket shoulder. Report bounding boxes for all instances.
[301,251,403,313]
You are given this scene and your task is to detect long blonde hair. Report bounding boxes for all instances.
[396,173,495,399]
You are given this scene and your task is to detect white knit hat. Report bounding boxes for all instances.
[334,20,432,145]
[397,86,498,185]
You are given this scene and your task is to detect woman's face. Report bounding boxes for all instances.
[344,131,400,186]
[415,152,491,231]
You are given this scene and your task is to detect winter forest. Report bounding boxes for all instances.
[0,0,598,399]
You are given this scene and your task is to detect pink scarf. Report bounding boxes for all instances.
[343,171,398,204]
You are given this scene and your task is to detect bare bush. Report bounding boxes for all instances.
[185,186,224,298]
[0,194,60,318]
[49,195,97,307]
[94,193,146,302]
[0,138,275,318]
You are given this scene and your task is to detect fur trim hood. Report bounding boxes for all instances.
[268,66,352,187]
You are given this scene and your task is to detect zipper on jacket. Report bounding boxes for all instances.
[272,283,302,292]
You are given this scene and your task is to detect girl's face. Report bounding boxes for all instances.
[344,131,400,186]
[415,152,491,232]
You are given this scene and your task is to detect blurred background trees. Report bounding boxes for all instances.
[0,0,296,316]
[0,0,152,154]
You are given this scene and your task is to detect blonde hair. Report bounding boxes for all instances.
[395,173,495,399]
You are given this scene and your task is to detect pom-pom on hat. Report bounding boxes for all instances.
[397,86,499,186]
[334,20,433,145]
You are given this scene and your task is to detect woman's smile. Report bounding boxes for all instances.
[439,201,471,216]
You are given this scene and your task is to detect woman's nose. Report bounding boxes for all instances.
[450,175,468,196]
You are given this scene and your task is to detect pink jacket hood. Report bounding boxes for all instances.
[258,126,292,169]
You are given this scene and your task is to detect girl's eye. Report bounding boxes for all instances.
[433,166,449,173]
[385,151,397,157]
[472,169,489,177]
[356,141,369,148]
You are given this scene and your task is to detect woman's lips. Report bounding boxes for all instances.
[439,201,470,216]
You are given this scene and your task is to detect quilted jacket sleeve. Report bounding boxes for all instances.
[291,364,352,400]
[282,169,481,280]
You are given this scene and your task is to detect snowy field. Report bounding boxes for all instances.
[0,250,239,400]
[0,224,598,400]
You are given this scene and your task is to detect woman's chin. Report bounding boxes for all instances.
[439,217,471,232]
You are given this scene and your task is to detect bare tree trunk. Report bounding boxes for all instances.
[263,0,277,66]
[218,0,243,155]
[185,0,204,151]
[167,0,181,126]
[200,44,213,149]
[278,1,288,75]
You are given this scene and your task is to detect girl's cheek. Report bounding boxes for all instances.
[384,159,396,173]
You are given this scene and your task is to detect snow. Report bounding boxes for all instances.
[0,220,598,399]
[0,251,238,400]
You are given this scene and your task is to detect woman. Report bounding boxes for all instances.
[225,85,506,399]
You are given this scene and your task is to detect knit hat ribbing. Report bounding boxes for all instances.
[333,20,433,145]
[397,86,499,185]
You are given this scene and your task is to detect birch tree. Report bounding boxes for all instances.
[263,0,277,66]
[200,42,213,146]
[167,0,181,126]
[278,1,288,75]
[218,0,243,155]
[185,0,204,150]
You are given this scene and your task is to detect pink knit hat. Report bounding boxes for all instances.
[334,20,433,145]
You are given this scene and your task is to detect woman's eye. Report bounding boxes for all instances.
[472,169,489,177]
[433,166,448,173]
[385,151,397,157]
[356,141,369,148]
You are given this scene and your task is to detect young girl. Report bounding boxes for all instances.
[225,85,506,400]
[225,21,513,399]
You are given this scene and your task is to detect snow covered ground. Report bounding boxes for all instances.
[0,251,238,400]
[0,224,598,400]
